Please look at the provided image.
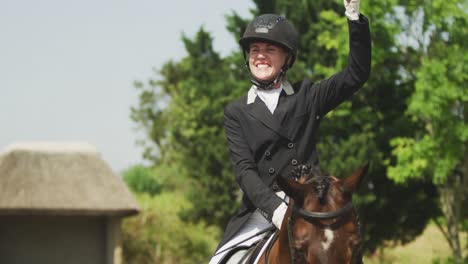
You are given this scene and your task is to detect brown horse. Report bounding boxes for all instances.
[258,164,368,264]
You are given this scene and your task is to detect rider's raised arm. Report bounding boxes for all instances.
[307,0,371,116]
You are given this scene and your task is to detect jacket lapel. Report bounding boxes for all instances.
[246,96,282,133]
[246,87,292,140]
[273,89,297,125]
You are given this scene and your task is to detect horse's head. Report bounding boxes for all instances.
[277,163,369,264]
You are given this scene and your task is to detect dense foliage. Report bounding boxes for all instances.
[386,1,468,261]
[122,165,220,264]
[123,164,164,196]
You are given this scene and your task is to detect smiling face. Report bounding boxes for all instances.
[248,42,289,85]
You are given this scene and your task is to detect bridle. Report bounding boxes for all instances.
[285,174,362,264]
[262,165,365,264]
[263,198,362,264]
[292,201,355,221]
[290,173,356,221]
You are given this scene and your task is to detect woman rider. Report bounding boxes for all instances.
[210,0,370,263]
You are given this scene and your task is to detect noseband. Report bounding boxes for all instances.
[287,169,362,263]
[292,173,355,221]
[293,201,354,221]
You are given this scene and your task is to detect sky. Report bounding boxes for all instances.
[0,0,254,173]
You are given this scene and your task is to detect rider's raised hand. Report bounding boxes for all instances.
[344,0,360,20]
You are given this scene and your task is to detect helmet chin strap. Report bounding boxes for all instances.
[245,53,292,90]
[250,67,286,90]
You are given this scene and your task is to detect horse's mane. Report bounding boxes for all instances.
[291,164,332,203]
[291,164,329,179]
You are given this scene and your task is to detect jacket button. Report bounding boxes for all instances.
[268,167,275,174]
[288,142,294,148]
[291,159,298,165]
[265,151,271,157]
[272,183,280,191]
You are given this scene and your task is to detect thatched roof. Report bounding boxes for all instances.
[0,142,139,216]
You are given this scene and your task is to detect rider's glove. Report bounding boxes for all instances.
[344,0,360,21]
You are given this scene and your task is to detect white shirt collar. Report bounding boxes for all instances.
[246,80,294,104]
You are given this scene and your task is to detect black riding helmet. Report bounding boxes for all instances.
[239,14,299,89]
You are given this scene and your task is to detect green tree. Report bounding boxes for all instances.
[123,164,163,196]
[131,28,249,227]
[121,192,220,264]
[121,164,220,264]
[387,1,468,262]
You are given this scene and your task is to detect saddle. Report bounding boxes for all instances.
[220,229,279,264]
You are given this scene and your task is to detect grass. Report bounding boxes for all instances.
[364,224,467,264]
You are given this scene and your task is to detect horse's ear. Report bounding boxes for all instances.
[342,162,369,193]
[276,175,304,198]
